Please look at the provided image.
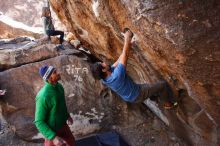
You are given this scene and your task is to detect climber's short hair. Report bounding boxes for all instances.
[90,62,106,80]
[41,7,50,17]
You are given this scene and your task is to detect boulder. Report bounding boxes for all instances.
[0,21,42,39]
[0,39,189,145]
[0,37,58,71]
[0,46,140,141]
[0,0,65,30]
[49,0,220,145]
[0,44,164,145]
[0,54,105,141]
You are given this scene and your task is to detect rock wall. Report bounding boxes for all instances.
[0,0,65,39]
[48,0,220,145]
[0,0,45,27]
[1,39,178,146]
[0,21,41,39]
[0,37,58,71]
[0,0,64,29]
[0,40,110,141]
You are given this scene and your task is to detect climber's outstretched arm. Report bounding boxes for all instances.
[112,30,133,68]
[112,55,122,68]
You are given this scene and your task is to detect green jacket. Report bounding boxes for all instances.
[34,82,69,140]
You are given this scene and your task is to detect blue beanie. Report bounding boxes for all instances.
[39,65,55,81]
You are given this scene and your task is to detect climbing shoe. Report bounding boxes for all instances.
[163,102,174,109]
[164,101,178,109]
[56,44,65,50]
[149,94,159,102]
[173,102,178,107]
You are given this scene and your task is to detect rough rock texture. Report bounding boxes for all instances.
[49,0,220,145]
[0,0,45,27]
[0,21,42,39]
[0,55,104,141]
[0,0,219,145]
[0,41,105,142]
[0,39,187,146]
[0,37,59,71]
[0,0,63,28]
[0,0,64,29]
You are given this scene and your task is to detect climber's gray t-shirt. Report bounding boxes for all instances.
[102,63,140,102]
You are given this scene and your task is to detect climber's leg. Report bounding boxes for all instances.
[136,81,177,109]
[135,84,150,103]
[47,30,64,44]
[147,81,177,109]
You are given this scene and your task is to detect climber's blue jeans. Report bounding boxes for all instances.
[46,30,64,44]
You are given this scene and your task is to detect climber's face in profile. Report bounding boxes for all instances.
[90,62,110,80]
[101,62,111,73]
[48,69,61,83]
[42,7,51,18]
[45,9,51,17]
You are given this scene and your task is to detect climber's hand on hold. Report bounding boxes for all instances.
[53,136,66,146]
[123,28,134,38]
[123,28,134,39]
[67,116,73,125]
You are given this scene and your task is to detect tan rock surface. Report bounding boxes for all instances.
[0,21,42,39]
[49,0,220,145]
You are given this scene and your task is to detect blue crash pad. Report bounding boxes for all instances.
[76,131,130,146]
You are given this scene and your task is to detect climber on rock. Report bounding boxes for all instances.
[91,28,177,109]
[41,7,64,50]
[35,65,75,146]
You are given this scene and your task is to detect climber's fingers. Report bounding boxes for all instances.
[123,28,134,38]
